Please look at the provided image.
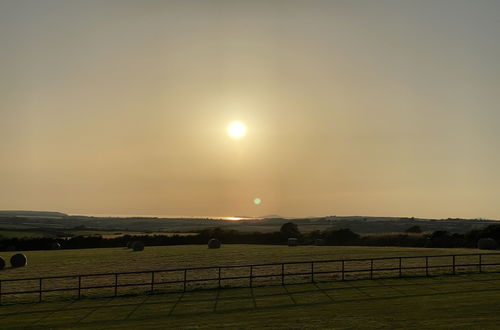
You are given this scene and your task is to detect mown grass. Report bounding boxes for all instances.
[0,244,494,279]
[1,272,500,329]
[1,245,499,306]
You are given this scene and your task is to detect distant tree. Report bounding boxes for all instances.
[405,225,422,233]
[309,230,322,239]
[324,228,360,245]
[478,225,500,241]
[280,222,300,238]
[427,230,455,248]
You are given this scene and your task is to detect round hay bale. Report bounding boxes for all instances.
[288,238,298,247]
[314,239,325,246]
[132,241,144,251]
[478,238,497,250]
[51,242,61,250]
[0,256,5,270]
[208,238,221,249]
[10,253,28,268]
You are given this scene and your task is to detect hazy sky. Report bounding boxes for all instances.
[1,0,499,219]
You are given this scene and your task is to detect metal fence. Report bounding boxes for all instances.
[1,252,500,305]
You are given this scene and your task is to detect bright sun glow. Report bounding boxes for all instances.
[227,121,247,139]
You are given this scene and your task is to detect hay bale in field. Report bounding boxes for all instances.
[208,238,221,249]
[10,253,28,267]
[288,238,298,246]
[132,241,144,251]
[0,256,5,270]
[477,238,497,250]
[314,239,325,246]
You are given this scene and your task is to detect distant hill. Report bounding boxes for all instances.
[0,210,68,217]
[0,211,498,235]
[260,214,285,219]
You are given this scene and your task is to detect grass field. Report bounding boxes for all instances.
[1,245,500,329]
[0,245,494,279]
[1,273,500,329]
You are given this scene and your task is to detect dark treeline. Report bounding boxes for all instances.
[1,222,500,251]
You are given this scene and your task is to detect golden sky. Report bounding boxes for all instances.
[1,0,499,219]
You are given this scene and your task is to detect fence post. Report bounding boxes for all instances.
[0,280,2,305]
[78,276,81,299]
[399,258,402,277]
[311,262,314,283]
[39,278,42,303]
[341,260,345,281]
[151,272,155,293]
[479,254,482,273]
[183,269,187,292]
[249,266,253,288]
[452,255,456,275]
[281,263,285,285]
[114,274,118,297]
[218,267,221,289]
[425,256,429,277]
[370,259,373,280]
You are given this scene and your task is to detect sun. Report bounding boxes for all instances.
[227,121,247,139]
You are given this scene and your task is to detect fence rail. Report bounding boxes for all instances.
[1,252,500,305]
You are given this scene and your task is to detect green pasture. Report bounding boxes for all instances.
[1,272,500,329]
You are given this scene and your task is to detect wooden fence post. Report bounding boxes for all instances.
[281,263,285,285]
[479,254,482,273]
[39,278,42,303]
[249,266,253,288]
[183,270,187,292]
[370,259,373,280]
[341,260,345,281]
[399,258,402,277]
[114,274,118,297]
[311,262,314,283]
[452,255,456,275]
[78,276,81,299]
[425,257,429,277]
[151,272,155,293]
[218,267,221,289]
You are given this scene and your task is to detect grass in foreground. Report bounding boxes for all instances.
[1,272,500,329]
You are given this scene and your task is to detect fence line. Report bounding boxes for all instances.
[1,252,499,305]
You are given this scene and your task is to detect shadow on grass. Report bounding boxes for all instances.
[1,273,500,329]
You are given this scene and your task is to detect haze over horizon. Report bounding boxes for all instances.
[1,0,499,219]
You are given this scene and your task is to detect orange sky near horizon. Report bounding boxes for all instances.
[1,0,499,219]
